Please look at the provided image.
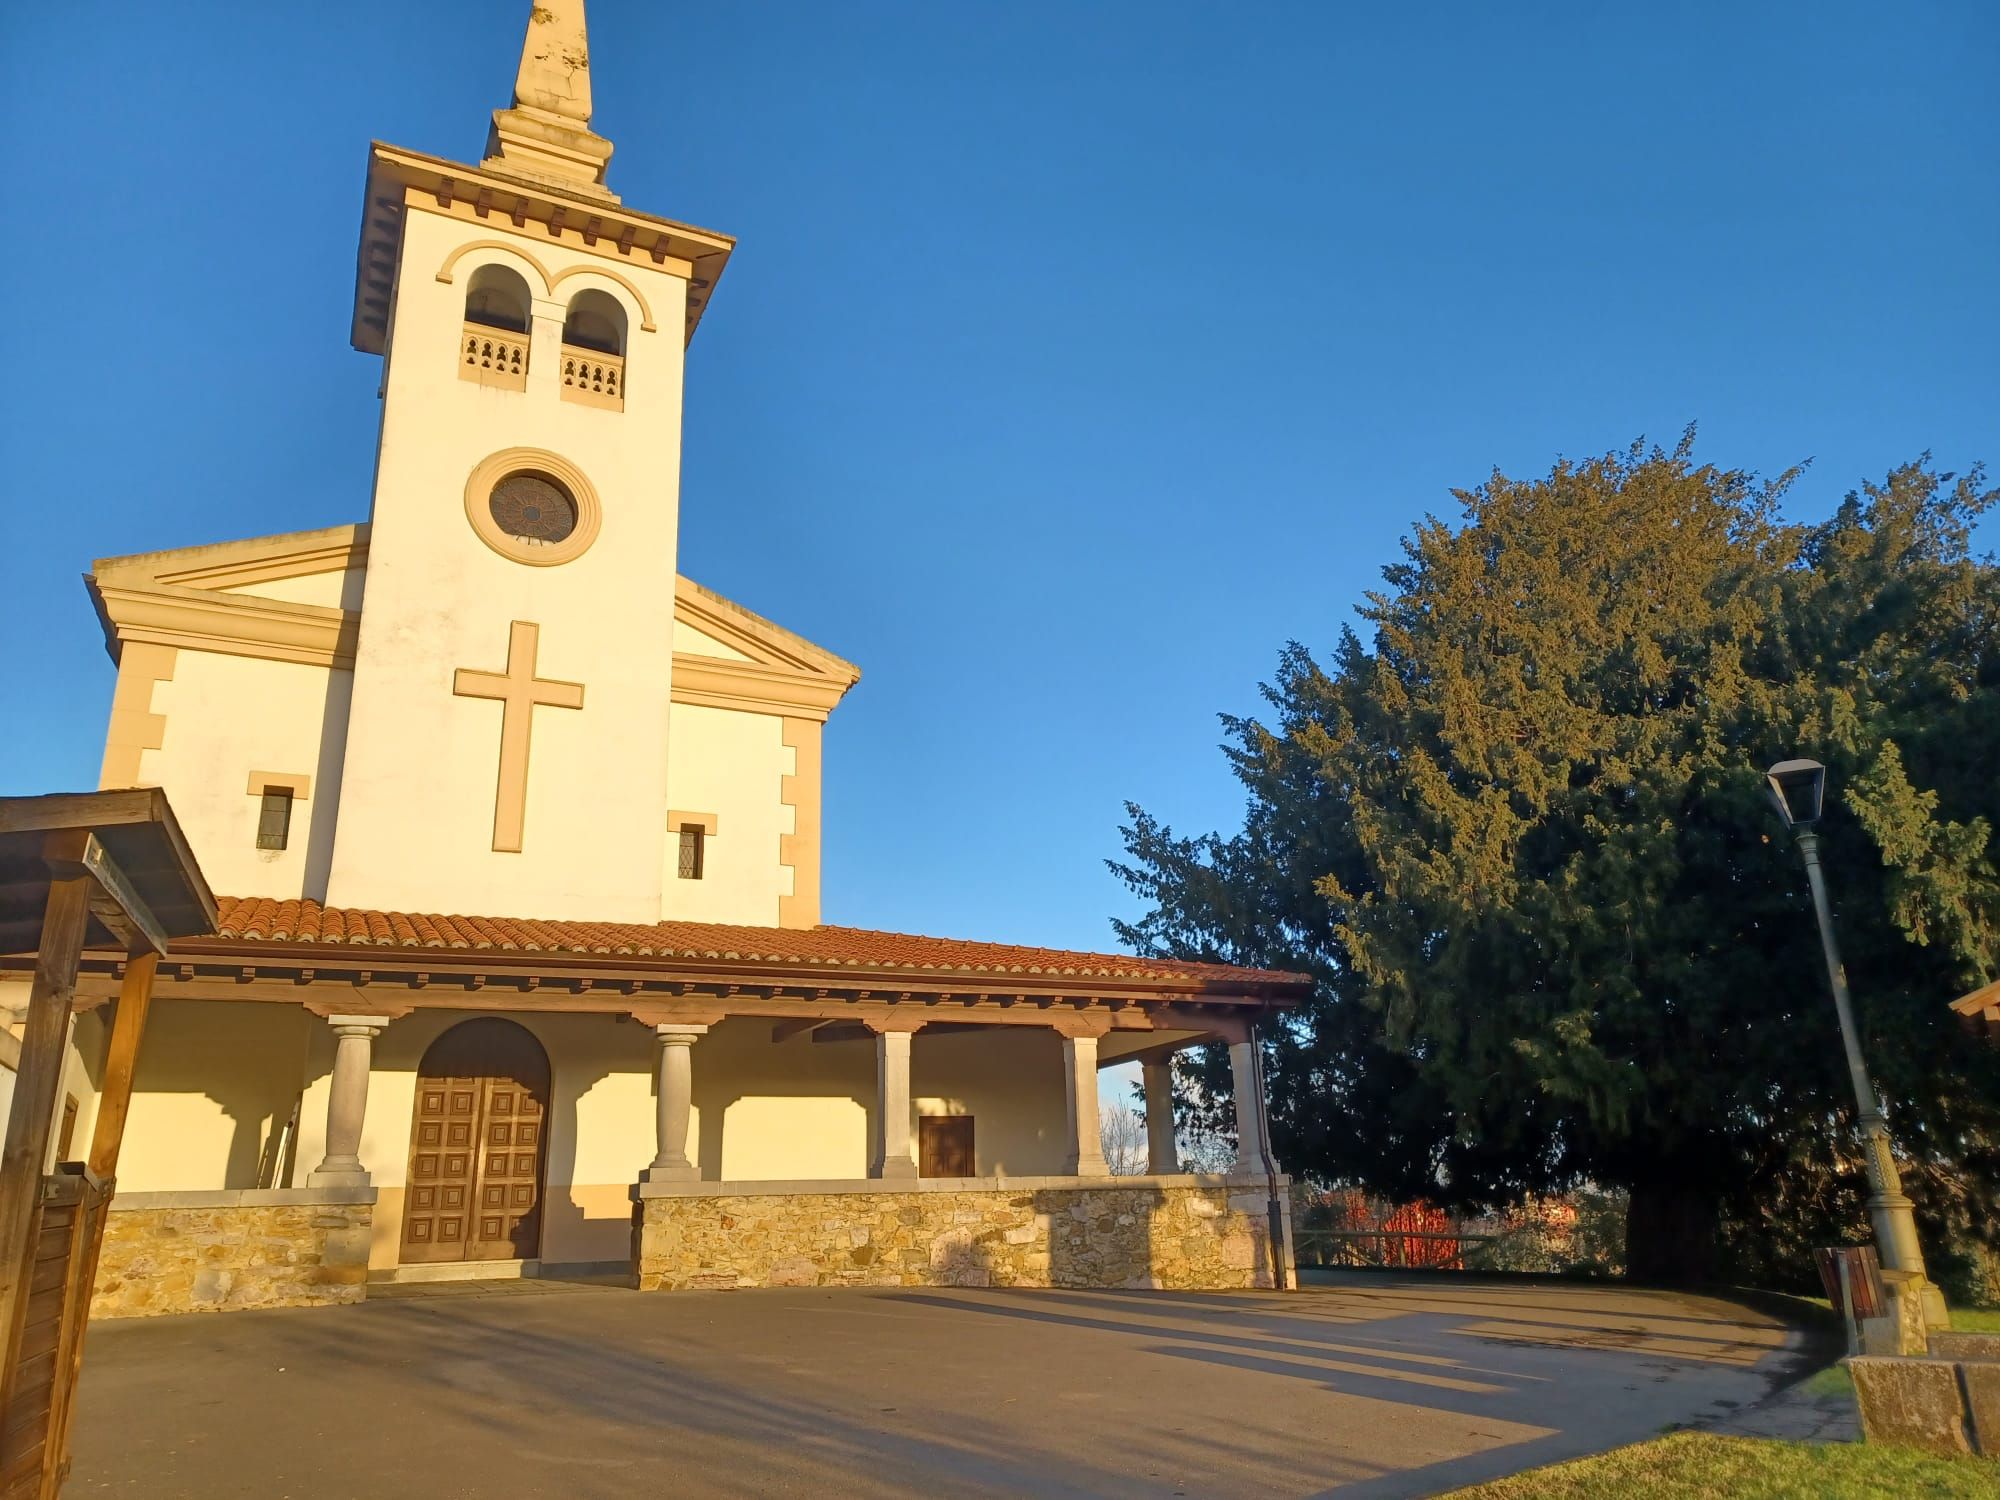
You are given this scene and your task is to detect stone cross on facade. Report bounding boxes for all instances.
[452,620,585,853]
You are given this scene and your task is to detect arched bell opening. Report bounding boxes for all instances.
[459,263,534,389]
[560,288,628,410]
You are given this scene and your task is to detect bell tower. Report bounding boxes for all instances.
[325,0,733,923]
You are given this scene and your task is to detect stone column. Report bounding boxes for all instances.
[528,298,565,399]
[1061,1032,1111,1177]
[307,1015,387,1187]
[1142,1058,1179,1175]
[640,1024,707,1183]
[868,1027,918,1180]
[1229,1037,1276,1175]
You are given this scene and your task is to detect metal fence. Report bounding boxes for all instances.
[1292,1228,1499,1271]
[1290,1186,1628,1277]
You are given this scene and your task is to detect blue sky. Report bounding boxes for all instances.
[2,2,1994,954]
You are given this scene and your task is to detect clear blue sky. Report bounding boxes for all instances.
[2,2,1994,953]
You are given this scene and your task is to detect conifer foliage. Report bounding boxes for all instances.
[1112,435,2000,1289]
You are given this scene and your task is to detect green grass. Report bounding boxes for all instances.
[1799,1362,1855,1399]
[1443,1431,1999,1499]
[1800,1292,2000,1336]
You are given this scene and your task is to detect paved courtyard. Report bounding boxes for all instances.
[67,1273,1809,1498]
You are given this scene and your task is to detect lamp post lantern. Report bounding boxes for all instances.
[1764,759,1942,1325]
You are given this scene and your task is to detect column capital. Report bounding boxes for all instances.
[863,1015,926,1036]
[325,1013,393,1038]
[1049,1014,1113,1040]
[303,1000,411,1024]
[652,1023,708,1044]
[627,1005,724,1028]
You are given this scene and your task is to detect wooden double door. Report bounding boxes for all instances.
[400,1018,550,1264]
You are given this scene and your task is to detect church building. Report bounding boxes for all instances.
[6,1,1305,1315]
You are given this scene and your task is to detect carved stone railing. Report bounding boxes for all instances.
[460,323,529,390]
[561,346,625,410]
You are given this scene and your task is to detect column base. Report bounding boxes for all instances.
[1063,1157,1112,1178]
[639,1161,701,1185]
[305,1166,371,1189]
[1917,1278,1951,1332]
[870,1159,919,1182]
[1866,1269,1947,1355]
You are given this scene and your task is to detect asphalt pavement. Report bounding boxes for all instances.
[66,1272,1808,1497]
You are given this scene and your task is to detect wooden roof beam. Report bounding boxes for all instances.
[44,831,167,956]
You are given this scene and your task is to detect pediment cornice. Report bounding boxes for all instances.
[87,526,860,720]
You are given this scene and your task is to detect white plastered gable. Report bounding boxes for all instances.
[88,525,861,715]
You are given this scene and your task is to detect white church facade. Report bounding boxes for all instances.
[5,1,1304,1314]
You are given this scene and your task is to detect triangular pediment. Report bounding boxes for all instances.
[88,525,369,669]
[102,524,372,593]
[671,577,859,681]
[667,577,861,720]
[87,524,860,719]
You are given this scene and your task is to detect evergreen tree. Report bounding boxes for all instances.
[1113,436,2000,1288]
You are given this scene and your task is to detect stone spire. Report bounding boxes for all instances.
[483,0,618,201]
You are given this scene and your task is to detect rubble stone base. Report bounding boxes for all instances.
[92,1188,376,1319]
[1850,1356,1979,1457]
[1932,1331,2000,1361]
[634,1176,1291,1293]
[1964,1362,2000,1456]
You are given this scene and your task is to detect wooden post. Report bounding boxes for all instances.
[36,1170,100,1498]
[0,854,91,1413]
[26,952,165,1476]
[86,954,157,1180]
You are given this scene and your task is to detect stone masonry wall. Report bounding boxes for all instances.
[92,1189,375,1319]
[634,1178,1288,1292]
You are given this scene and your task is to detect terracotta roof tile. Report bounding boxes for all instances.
[202,897,1310,992]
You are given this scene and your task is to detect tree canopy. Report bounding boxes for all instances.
[1113,436,2000,1289]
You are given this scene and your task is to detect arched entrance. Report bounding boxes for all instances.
[400,1018,550,1264]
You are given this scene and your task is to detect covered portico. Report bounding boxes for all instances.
[39,899,1309,1310]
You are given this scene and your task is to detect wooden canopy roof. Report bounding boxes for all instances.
[0,791,216,957]
[1953,978,2000,1045]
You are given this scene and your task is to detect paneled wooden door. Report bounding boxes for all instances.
[919,1116,976,1178]
[400,1018,551,1264]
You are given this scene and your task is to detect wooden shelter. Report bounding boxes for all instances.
[0,791,214,1498]
[1953,977,2000,1045]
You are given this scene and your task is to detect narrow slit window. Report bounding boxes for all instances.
[677,825,705,880]
[256,789,294,851]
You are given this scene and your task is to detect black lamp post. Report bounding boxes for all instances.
[1765,759,1938,1307]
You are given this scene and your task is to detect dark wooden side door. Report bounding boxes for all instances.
[919,1115,976,1178]
[401,1019,550,1264]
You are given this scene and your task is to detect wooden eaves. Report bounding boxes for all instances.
[37,939,1306,1044]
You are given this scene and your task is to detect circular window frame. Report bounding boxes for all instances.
[464,448,603,566]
